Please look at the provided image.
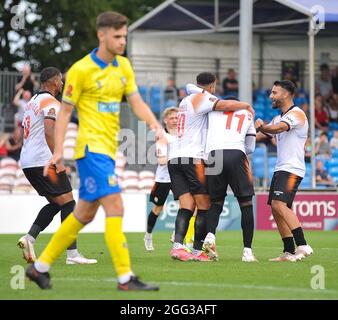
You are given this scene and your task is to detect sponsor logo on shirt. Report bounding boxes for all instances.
[85,177,97,194]
[274,191,284,196]
[47,108,56,117]
[98,101,120,113]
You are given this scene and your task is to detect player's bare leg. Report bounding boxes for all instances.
[271,200,313,261]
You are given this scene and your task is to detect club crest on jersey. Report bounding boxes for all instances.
[96,80,103,89]
[65,85,73,97]
[120,77,127,85]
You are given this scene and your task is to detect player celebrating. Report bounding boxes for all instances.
[25,11,160,291]
[18,67,96,265]
[197,88,257,262]
[255,80,313,262]
[144,107,178,251]
[168,72,254,262]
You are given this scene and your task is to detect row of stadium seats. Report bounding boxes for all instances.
[0,158,34,194]
[139,86,178,114]
[251,146,338,188]
[117,170,155,193]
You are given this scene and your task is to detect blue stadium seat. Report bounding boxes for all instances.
[138,86,148,103]
[253,146,267,158]
[299,175,311,188]
[268,156,277,168]
[332,149,338,158]
[328,158,338,168]
[150,86,162,114]
[329,166,338,176]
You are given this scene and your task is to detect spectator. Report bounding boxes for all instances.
[330,130,338,149]
[222,68,238,97]
[315,132,332,159]
[12,89,32,126]
[327,93,338,123]
[332,66,338,94]
[0,133,8,159]
[316,160,334,186]
[164,77,178,105]
[315,94,329,131]
[304,138,312,163]
[15,64,38,95]
[315,63,333,101]
[6,126,22,161]
[177,87,186,103]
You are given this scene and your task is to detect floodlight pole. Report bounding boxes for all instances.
[239,0,253,104]
[308,18,316,189]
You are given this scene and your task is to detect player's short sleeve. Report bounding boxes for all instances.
[192,92,219,114]
[62,63,84,106]
[41,98,60,120]
[246,117,257,136]
[122,58,138,97]
[282,109,306,131]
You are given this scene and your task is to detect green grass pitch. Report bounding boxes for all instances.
[0,231,337,300]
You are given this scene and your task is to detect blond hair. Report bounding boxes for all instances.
[162,107,178,120]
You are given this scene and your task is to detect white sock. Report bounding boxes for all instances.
[26,234,36,243]
[118,271,135,284]
[34,261,50,273]
[145,232,152,238]
[67,249,79,258]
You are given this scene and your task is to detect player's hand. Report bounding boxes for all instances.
[150,122,164,141]
[43,153,63,176]
[255,118,264,130]
[247,104,255,117]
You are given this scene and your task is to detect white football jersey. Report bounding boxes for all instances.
[155,132,171,183]
[267,106,308,177]
[168,89,219,161]
[20,92,60,169]
[206,109,256,154]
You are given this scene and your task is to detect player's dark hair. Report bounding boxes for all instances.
[96,11,129,30]
[40,67,61,83]
[196,72,216,86]
[274,80,296,96]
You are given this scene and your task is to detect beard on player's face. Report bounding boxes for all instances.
[271,99,282,109]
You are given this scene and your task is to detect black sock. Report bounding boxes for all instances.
[292,227,307,246]
[28,202,60,239]
[174,208,193,244]
[193,210,208,251]
[240,205,254,248]
[60,200,77,250]
[206,203,223,234]
[147,211,159,233]
[282,237,295,254]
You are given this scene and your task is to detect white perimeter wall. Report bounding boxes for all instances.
[130,33,338,89]
[0,192,147,234]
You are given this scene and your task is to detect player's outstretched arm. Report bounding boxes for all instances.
[214,99,255,115]
[43,101,73,176]
[256,118,289,135]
